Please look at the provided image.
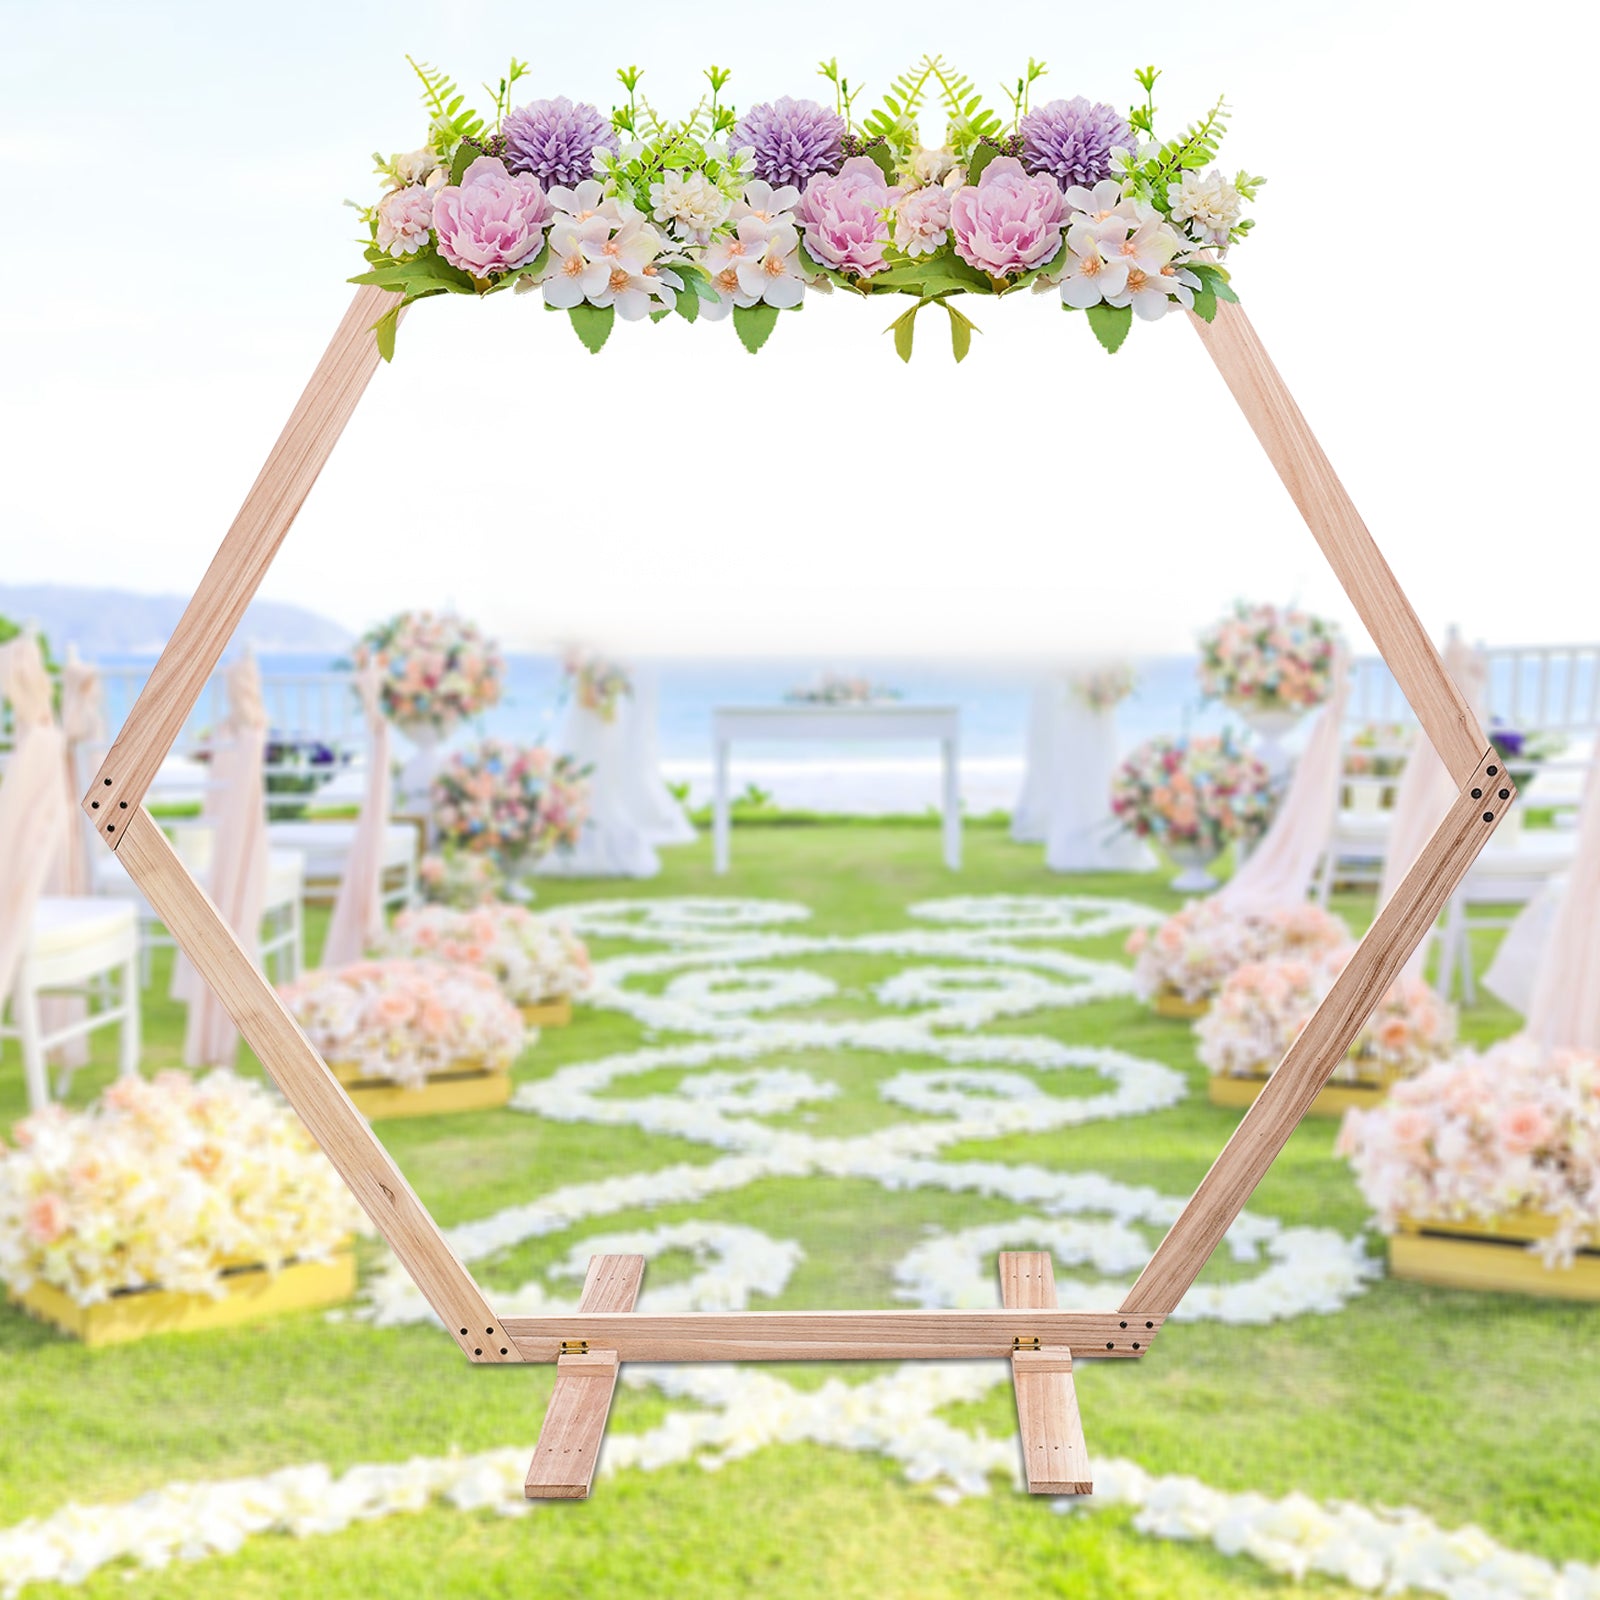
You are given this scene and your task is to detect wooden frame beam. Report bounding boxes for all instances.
[89,285,1517,1497]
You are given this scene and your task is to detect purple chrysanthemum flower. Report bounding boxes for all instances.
[1018,97,1135,189]
[732,96,847,189]
[502,96,619,188]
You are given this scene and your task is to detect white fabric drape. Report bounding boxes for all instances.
[1045,690,1155,873]
[1484,738,1600,1046]
[1375,635,1487,983]
[623,667,695,846]
[173,655,270,1068]
[1214,650,1351,914]
[1011,678,1057,843]
[535,698,660,879]
[322,661,392,966]
[0,637,68,1008]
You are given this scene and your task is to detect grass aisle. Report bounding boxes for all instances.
[1,822,1594,1598]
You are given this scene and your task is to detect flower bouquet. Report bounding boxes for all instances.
[1339,1039,1600,1294]
[386,905,593,1023]
[1110,733,1274,891]
[1069,664,1137,712]
[785,672,901,706]
[354,611,504,736]
[563,649,633,722]
[1197,602,1342,716]
[418,849,504,908]
[1125,900,1348,1017]
[278,959,527,1117]
[352,56,1257,363]
[430,739,590,879]
[1199,954,1456,1114]
[0,1071,363,1342]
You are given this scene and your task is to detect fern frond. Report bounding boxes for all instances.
[1150,97,1230,180]
[404,55,485,149]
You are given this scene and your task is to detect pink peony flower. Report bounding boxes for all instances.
[949,157,1066,280]
[893,185,953,258]
[431,156,551,278]
[375,184,436,258]
[1499,1101,1553,1154]
[796,156,902,277]
[25,1193,65,1244]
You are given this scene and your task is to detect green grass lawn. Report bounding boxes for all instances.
[1,823,1594,1598]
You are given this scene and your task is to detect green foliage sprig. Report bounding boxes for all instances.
[405,56,485,160]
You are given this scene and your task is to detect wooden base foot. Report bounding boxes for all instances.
[999,1252,1092,1495]
[525,1255,644,1500]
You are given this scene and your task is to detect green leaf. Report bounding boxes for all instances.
[965,141,1000,185]
[370,304,401,362]
[942,299,977,362]
[449,139,483,185]
[865,143,898,183]
[568,302,615,354]
[1211,274,1239,303]
[675,289,700,323]
[891,303,918,362]
[733,302,780,354]
[1085,301,1133,354]
[1190,286,1218,323]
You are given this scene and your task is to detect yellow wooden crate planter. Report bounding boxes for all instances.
[7,1251,356,1348]
[1389,1211,1600,1301]
[521,998,573,1027]
[1152,989,1209,1020]
[330,1055,512,1121]
[1208,1070,1396,1118]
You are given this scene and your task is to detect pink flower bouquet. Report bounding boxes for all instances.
[1110,734,1275,855]
[563,649,633,722]
[387,905,592,1007]
[418,850,503,909]
[1125,900,1349,1006]
[1339,1038,1600,1267]
[279,959,526,1090]
[1198,602,1342,714]
[354,611,504,736]
[430,740,590,869]
[1198,955,1456,1084]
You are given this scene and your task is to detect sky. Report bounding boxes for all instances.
[2,0,1595,660]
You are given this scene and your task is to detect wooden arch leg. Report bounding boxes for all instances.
[526,1255,645,1500]
[1000,1252,1091,1496]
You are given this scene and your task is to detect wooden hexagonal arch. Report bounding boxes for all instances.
[83,285,1513,1498]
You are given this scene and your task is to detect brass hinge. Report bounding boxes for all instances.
[1012,1336,1041,1352]
[560,1339,590,1356]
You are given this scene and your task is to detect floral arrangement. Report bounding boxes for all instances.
[563,648,633,721]
[0,1071,363,1306]
[1338,1038,1600,1268]
[1125,900,1349,1005]
[430,739,590,867]
[353,56,1258,361]
[353,612,504,735]
[1069,664,1136,712]
[1345,722,1409,778]
[279,960,526,1089]
[418,849,504,908]
[1197,602,1342,714]
[1198,955,1456,1084]
[1489,721,1568,786]
[785,672,901,706]
[387,905,593,1007]
[1109,733,1274,855]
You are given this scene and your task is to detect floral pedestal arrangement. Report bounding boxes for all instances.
[1199,955,1455,1118]
[0,1072,363,1345]
[430,740,590,887]
[1126,900,1349,1019]
[1340,1037,1600,1299]
[383,904,592,1029]
[1166,842,1223,894]
[8,1254,356,1348]
[280,959,528,1123]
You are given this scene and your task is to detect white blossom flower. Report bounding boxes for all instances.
[731,178,801,223]
[704,216,805,310]
[1058,219,1128,308]
[537,215,613,308]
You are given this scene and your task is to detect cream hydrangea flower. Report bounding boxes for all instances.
[649,168,732,245]
[1168,167,1243,248]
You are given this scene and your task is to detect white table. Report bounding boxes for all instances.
[712,704,962,873]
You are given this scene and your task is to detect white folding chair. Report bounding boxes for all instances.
[2,899,140,1109]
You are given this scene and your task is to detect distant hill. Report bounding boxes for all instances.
[0,585,352,657]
